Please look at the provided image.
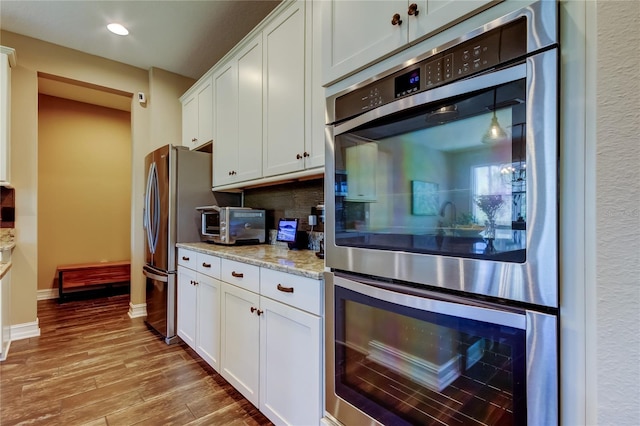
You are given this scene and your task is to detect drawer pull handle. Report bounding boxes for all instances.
[182,256,190,261]
[277,284,294,293]
[232,271,244,278]
[202,262,211,268]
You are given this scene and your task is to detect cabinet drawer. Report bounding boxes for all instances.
[197,253,221,278]
[260,268,322,316]
[221,259,259,293]
[177,248,197,270]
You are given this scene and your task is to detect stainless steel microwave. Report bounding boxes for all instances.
[197,206,266,245]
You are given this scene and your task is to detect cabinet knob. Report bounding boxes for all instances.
[391,13,402,26]
[232,271,244,278]
[192,137,198,142]
[250,306,257,314]
[256,309,263,316]
[202,262,211,268]
[303,151,310,158]
[277,283,294,293]
[296,153,303,160]
[408,3,419,16]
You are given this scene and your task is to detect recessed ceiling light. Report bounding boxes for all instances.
[107,23,129,36]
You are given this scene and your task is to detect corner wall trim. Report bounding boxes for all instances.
[128,302,146,318]
[37,288,59,300]
[10,320,41,341]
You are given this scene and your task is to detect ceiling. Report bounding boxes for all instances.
[0,0,282,80]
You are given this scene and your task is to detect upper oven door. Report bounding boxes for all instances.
[325,46,558,308]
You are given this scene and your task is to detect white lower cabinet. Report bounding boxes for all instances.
[177,266,198,348]
[177,249,222,371]
[259,296,321,426]
[178,249,323,425]
[220,281,261,406]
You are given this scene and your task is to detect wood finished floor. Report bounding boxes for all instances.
[0,294,274,426]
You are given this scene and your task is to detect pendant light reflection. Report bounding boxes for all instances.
[482,89,508,144]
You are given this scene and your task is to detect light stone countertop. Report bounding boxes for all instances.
[176,242,325,280]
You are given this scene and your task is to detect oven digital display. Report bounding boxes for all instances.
[394,69,420,98]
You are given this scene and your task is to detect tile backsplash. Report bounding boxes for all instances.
[244,179,324,250]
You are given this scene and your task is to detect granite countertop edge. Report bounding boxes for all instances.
[176,242,325,280]
[0,242,15,251]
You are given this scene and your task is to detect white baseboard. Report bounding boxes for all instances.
[128,302,146,318]
[10,319,41,341]
[37,288,59,300]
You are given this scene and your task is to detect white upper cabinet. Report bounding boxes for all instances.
[321,0,497,85]
[213,38,263,187]
[181,0,325,191]
[262,0,306,178]
[1,47,16,185]
[181,75,213,150]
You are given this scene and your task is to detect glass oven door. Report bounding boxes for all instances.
[325,272,558,426]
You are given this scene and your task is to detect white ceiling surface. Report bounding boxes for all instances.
[0,0,281,80]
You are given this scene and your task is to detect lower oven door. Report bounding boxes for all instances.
[325,272,557,426]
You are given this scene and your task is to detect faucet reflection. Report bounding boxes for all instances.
[438,201,457,228]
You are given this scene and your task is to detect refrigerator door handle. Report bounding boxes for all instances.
[143,265,169,282]
[145,162,160,254]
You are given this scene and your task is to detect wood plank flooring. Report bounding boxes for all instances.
[0,294,274,426]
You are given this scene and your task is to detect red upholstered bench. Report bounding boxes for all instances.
[56,260,130,302]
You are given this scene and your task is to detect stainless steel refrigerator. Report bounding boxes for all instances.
[143,144,235,344]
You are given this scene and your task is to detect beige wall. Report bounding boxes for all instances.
[1,29,192,327]
[594,1,640,423]
[37,95,132,290]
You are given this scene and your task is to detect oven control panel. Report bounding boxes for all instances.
[334,18,526,123]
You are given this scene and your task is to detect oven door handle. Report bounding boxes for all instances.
[334,273,526,329]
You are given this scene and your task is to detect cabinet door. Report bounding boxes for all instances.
[263,0,306,177]
[0,51,12,183]
[181,94,198,150]
[321,0,407,85]
[220,282,260,407]
[259,296,322,426]
[197,77,213,147]
[177,266,197,348]
[345,142,378,202]
[236,38,264,183]
[408,0,496,43]
[306,0,326,171]
[195,274,221,372]
[213,62,239,186]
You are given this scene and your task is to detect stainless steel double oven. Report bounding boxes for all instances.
[324,2,559,425]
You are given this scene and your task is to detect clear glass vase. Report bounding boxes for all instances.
[484,219,497,254]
